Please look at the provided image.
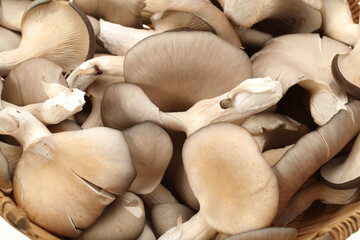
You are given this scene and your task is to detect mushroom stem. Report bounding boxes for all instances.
[273,100,360,214]
[0,47,29,76]
[66,55,125,90]
[140,184,178,209]
[159,212,217,240]
[0,108,52,150]
[81,97,103,129]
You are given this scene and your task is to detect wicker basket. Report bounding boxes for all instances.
[1,1,360,240]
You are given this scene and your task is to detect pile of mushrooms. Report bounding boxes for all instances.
[2,0,360,239]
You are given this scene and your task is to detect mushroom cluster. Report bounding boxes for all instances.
[1,0,360,239]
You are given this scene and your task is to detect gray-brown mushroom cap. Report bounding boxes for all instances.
[124,30,251,112]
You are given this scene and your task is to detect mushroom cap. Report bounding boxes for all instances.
[224,227,297,240]
[1,0,95,74]
[182,123,278,234]
[251,33,350,126]
[0,26,21,52]
[0,0,31,31]
[2,58,67,106]
[124,30,251,112]
[123,122,173,194]
[13,126,136,237]
[150,202,195,237]
[320,132,360,189]
[78,192,146,240]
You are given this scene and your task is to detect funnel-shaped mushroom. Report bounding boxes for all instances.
[123,122,173,194]
[159,123,279,239]
[101,77,282,136]
[273,100,360,213]
[0,108,136,237]
[123,30,250,112]
[78,192,146,240]
[252,33,351,126]
[320,132,360,189]
[0,0,95,75]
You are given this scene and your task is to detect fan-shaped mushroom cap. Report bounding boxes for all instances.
[0,0,95,75]
[2,58,67,106]
[74,0,145,28]
[0,0,31,31]
[124,30,251,112]
[252,33,351,126]
[78,192,146,240]
[182,123,278,234]
[320,132,360,189]
[0,26,21,52]
[123,122,173,194]
[0,108,137,237]
[224,227,297,240]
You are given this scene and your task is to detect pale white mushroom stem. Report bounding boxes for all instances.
[169,77,282,135]
[67,55,125,90]
[159,213,217,240]
[81,97,103,129]
[0,47,29,76]
[0,108,52,150]
[98,19,154,56]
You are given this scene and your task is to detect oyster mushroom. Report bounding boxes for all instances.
[101,77,282,136]
[159,123,279,239]
[73,0,145,28]
[0,0,95,75]
[0,0,31,31]
[137,222,157,240]
[252,33,351,126]
[331,38,360,99]
[0,108,136,237]
[123,122,173,195]
[151,202,195,237]
[320,132,360,189]
[140,184,178,209]
[241,112,309,151]
[77,192,146,240]
[0,26,21,52]
[123,30,251,112]
[273,100,360,213]
[273,181,360,226]
[217,0,321,35]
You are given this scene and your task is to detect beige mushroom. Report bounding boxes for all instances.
[159,123,279,239]
[150,202,195,237]
[273,100,360,214]
[0,26,21,52]
[0,0,31,31]
[0,141,22,194]
[101,77,282,136]
[273,181,360,226]
[77,192,146,240]
[0,0,95,75]
[74,0,145,28]
[123,122,173,194]
[137,222,157,240]
[252,33,351,126]
[0,108,136,237]
[140,184,178,209]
